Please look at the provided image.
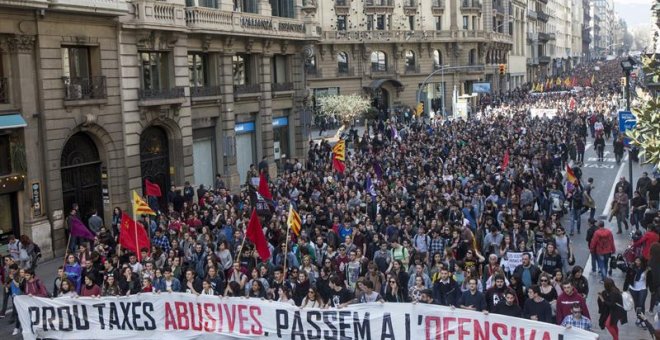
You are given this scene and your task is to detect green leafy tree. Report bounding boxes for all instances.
[628,55,660,167]
[317,94,371,126]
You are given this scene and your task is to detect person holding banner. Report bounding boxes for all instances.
[524,285,554,323]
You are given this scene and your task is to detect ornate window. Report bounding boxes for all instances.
[370,51,387,72]
[337,52,349,74]
[433,50,443,69]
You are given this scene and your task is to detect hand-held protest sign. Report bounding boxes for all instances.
[15,294,597,340]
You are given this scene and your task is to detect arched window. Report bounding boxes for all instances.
[370,51,387,72]
[433,49,443,70]
[337,52,349,74]
[404,50,416,72]
[469,48,477,65]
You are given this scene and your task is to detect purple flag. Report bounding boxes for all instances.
[372,161,383,179]
[70,216,95,240]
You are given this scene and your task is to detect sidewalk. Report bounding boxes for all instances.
[582,154,655,340]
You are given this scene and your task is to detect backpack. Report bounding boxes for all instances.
[621,291,634,311]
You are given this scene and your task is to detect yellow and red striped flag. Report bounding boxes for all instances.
[132,190,156,216]
[287,205,302,237]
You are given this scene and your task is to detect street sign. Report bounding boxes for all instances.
[618,110,637,146]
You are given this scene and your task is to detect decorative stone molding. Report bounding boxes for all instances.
[201,35,212,51]
[136,31,178,50]
[5,34,36,53]
[245,38,254,52]
[224,36,235,52]
[280,40,289,54]
[263,39,272,53]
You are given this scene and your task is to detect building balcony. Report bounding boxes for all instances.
[527,32,538,41]
[320,29,494,44]
[334,0,349,14]
[272,82,294,92]
[538,56,551,64]
[184,6,312,40]
[62,76,107,102]
[527,9,537,19]
[537,10,549,22]
[337,67,356,77]
[130,0,187,30]
[0,78,8,104]
[364,0,393,13]
[306,68,323,78]
[233,84,261,95]
[526,58,539,65]
[537,0,547,3]
[547,32,556,40]
[538,32,551,42]
[0,0,48,9]
[49,0,128,16]
[138,86,186,106]
[460,0,481,13]
[431,0,444,15]
[190,85,222,98]
[404,64,421,74]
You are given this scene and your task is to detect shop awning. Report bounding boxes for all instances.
[0,114,27,129]
[365,79,404,90]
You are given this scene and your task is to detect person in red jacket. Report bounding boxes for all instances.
[633,225,659,261]
[590,221,616,281]
[80,275,102,297]
[556,280,591,325]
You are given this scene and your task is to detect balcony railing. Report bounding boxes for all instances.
[527,9,537,19]
[404,64,420,74]
[538,56,551,64]
[0,78,7,104]
[538,32,550,41]
[233,84,261,95]
[337,67,355,77]
[461,0,481,11]
[138,87,186,100]
[0,0,48,9]
[335,0,349,5]
[527,32,538,41]
[190,85,222,97]
[306,68,323,78]
[62,76,107,101]
[537,10,549,22]
[526,58,538,65]
[364,0,393,8]
[431,0,444,8]
[48,0,128,16]
[322,29,496,43]
[403,0,415,8]
[272,82,294,92]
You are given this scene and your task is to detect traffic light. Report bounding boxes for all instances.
[498,64,506,75]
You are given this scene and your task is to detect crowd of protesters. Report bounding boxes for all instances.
[2,59,660,339]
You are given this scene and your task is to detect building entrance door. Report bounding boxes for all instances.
[61,133,103,222]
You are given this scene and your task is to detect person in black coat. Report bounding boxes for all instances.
[598,278,627,340]
[432,268,460,307]
[493,290,522,317]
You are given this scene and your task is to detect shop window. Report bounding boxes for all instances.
[0,135,9,176]
[0,194,19,241]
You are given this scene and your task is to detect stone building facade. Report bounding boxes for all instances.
[0,0,318,257]
[306,0,513,117]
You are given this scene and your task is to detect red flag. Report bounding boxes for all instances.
[332,158,346,174]
[566,164,578,185]
[246,208,271,261]
[501,150,510,169]
[119,213,151,260]
[144,179,162,197]
[257,172,272,200]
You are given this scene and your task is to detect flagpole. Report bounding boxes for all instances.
[133,202,139,260]
[62,232,72,267]
[283,205,292,280]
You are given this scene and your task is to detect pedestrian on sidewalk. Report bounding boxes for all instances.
[597,278,627,340]
[624,256,649,328]
[589,221,616,281]
[585,218,599,275]
[612,186,630,233]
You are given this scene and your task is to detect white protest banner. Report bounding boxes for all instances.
[15,294,597,340]
[501,251,534,274]
[530,109,558,119]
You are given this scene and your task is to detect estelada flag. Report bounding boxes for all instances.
[287,205,302,237]
[257,172,273,200]
[144,178,162,197]
[246,208,271,261]
[332,139,346,174]
[501,150,510,169]
[132,191,156,216]
[566,164,578,185]
[119,213,151,260]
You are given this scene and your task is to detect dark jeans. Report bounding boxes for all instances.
[630,288,648,314]
[0,287,9,314]
[12,296,19,330]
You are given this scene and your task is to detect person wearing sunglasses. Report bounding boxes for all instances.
[560,303,593,331]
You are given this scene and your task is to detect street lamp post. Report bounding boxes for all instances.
[621,56,636,194]
[416,65,484,118]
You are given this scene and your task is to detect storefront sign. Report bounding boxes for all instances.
[31,181,42,217]
[240,17,273,30]
[278,22,305,33]
[15,294,597,340]
[272,116,289,128]
[235,122,255,133]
